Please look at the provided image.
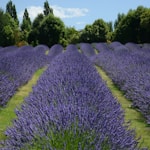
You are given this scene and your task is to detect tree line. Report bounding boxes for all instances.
[0,0,150,47]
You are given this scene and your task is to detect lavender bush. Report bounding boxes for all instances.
[142,43,150,50]
[48,44,63,62]
[66,44,78,52]
[1,45,139,149]
[108,41,122,50]
[79,43,95,58]
[93,42,150,124]
[0,45,48,106]
[94,43,110,52]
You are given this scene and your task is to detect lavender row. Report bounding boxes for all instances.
[1,45,139,149]
[93,42,150,124]
[48,44,63,62]
[79,43,96,58]
[0,45,48,106]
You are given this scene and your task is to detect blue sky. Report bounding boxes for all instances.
[0,0,150,30]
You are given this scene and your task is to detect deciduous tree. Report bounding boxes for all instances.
[38,14,65,47]
[0,9,19,46]
[28,14,44,46]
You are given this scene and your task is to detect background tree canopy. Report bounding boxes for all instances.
[38,14,65,47]
[79,19,110,43]
[0,9,19,46]
[113,6,150,43]
[0,2,150,47]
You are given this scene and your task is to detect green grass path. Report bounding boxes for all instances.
[0,68,45,140]
[96,66,150,149]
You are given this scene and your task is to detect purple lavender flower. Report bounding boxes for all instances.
[79,43,95,57]
[1,45,139,149]
[94,42,150,124]
[0,45,48,106]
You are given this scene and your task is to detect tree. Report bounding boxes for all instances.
[92,19,109,42]
[113,6,150,43]
[32,13,44,29]
[106,21,113,42]
[21,9,31,31]
[6,0,19,24]
[113,11,136,43]
[80,19,109,43]
[43,0,53,16]
[65,27,80,44]
[28,13,44,46]
[107,21,113,32]
[114,13,125,29]
[20,8,32,42]
[79,25,94,43]
[0,9,19,46]
[139,8,150,43]
[38,14,65,47]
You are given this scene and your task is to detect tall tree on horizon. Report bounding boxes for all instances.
[21,8,32,41]
[6,0,19,24]
[28,13,45,45]
[43,0,53,16]
[21,8,31,31]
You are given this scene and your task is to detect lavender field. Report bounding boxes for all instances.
[93,42,150,124]
[0,42,150,149]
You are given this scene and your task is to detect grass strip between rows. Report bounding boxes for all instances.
[96,66,150,149]
[0,67,46,141]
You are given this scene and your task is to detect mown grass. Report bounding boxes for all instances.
[0,68,45,141]
[96,66,150,149]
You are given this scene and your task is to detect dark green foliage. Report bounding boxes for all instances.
[79,24,94,43]
[21,9,31,32]
[113,12,138,43]
[64,27,80,44]
[113,6,150,43]
[43,0,53,16]
[92,19,109,42]
[139,8,150,43]
[1,1,150,46]
[28,14,44,46]
[114,13,125,29]
[107,21,113,32]
[20,9,31,41]
[80,19,109,43]
[28,29,39,46]
[32,13,44,29]
[0,9,19,46]
[38,14,65,47]
[0,9,7,30]
[6,0,19,24]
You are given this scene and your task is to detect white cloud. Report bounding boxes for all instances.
[52,5,89,18]
[18,6,43,21]
[18,5,89,20]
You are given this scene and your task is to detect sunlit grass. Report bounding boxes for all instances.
[0,68,45,140]
[96,66,150,149]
